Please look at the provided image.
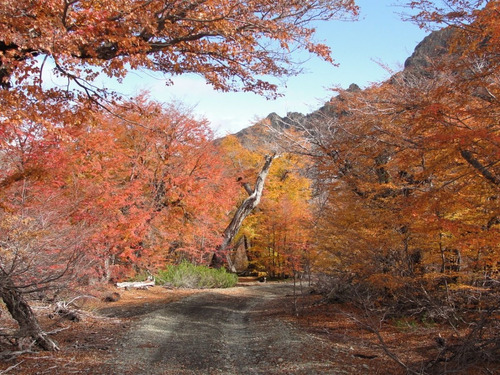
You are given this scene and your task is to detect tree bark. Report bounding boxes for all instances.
[219,154,276,272]
[0,285,59,351]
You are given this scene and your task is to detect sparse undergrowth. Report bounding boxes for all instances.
[155,262,238,289]
[311,274,500,374]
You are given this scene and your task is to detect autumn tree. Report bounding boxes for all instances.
[306,3,499,369]
[68,95,241,277]
[380,0,500,284]
[0,101,92,350]
[245,154,314,278]
[280,1,500,305]
[219,134,314,277]
[0,0,357,97]
[0,95,240,350]
[218,152,276,272]
[306,67,499,296]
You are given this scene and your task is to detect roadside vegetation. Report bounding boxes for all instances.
[155,262,239,289]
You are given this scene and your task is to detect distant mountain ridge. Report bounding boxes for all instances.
[231,27,453,147]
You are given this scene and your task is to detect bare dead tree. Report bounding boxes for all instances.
[0,210,88,351]
[217,153,276,272]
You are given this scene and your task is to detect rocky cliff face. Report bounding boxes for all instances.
[403,27,454,70]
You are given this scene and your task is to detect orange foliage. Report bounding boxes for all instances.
[308,1,499,293]
[250,154,314,277]
[220,136,314,277]
[0,0,357,96]
[71,95,240,277]
[0,94,239,283]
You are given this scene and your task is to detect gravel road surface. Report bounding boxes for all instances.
[111,283,344,374]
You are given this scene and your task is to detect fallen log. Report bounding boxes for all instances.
[116,279,155,289]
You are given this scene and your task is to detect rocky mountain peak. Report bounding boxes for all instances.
[404,27,455,70]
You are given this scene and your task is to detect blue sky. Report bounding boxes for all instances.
[117,0,429,136]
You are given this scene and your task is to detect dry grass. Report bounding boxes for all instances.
[286,292,500,374]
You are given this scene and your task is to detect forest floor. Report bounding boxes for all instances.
[0,281,496,374]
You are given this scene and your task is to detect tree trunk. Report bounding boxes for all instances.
[439,232,446,273]
[103,256,111,283]
[0,285,59,351]
[219,154,276,272]
[460,149,500,186]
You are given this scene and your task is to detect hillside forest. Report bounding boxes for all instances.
[0,0,499,373]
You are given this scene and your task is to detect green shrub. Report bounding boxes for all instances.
[155,262,238,289]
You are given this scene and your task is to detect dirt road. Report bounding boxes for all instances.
[110,283,345,375]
